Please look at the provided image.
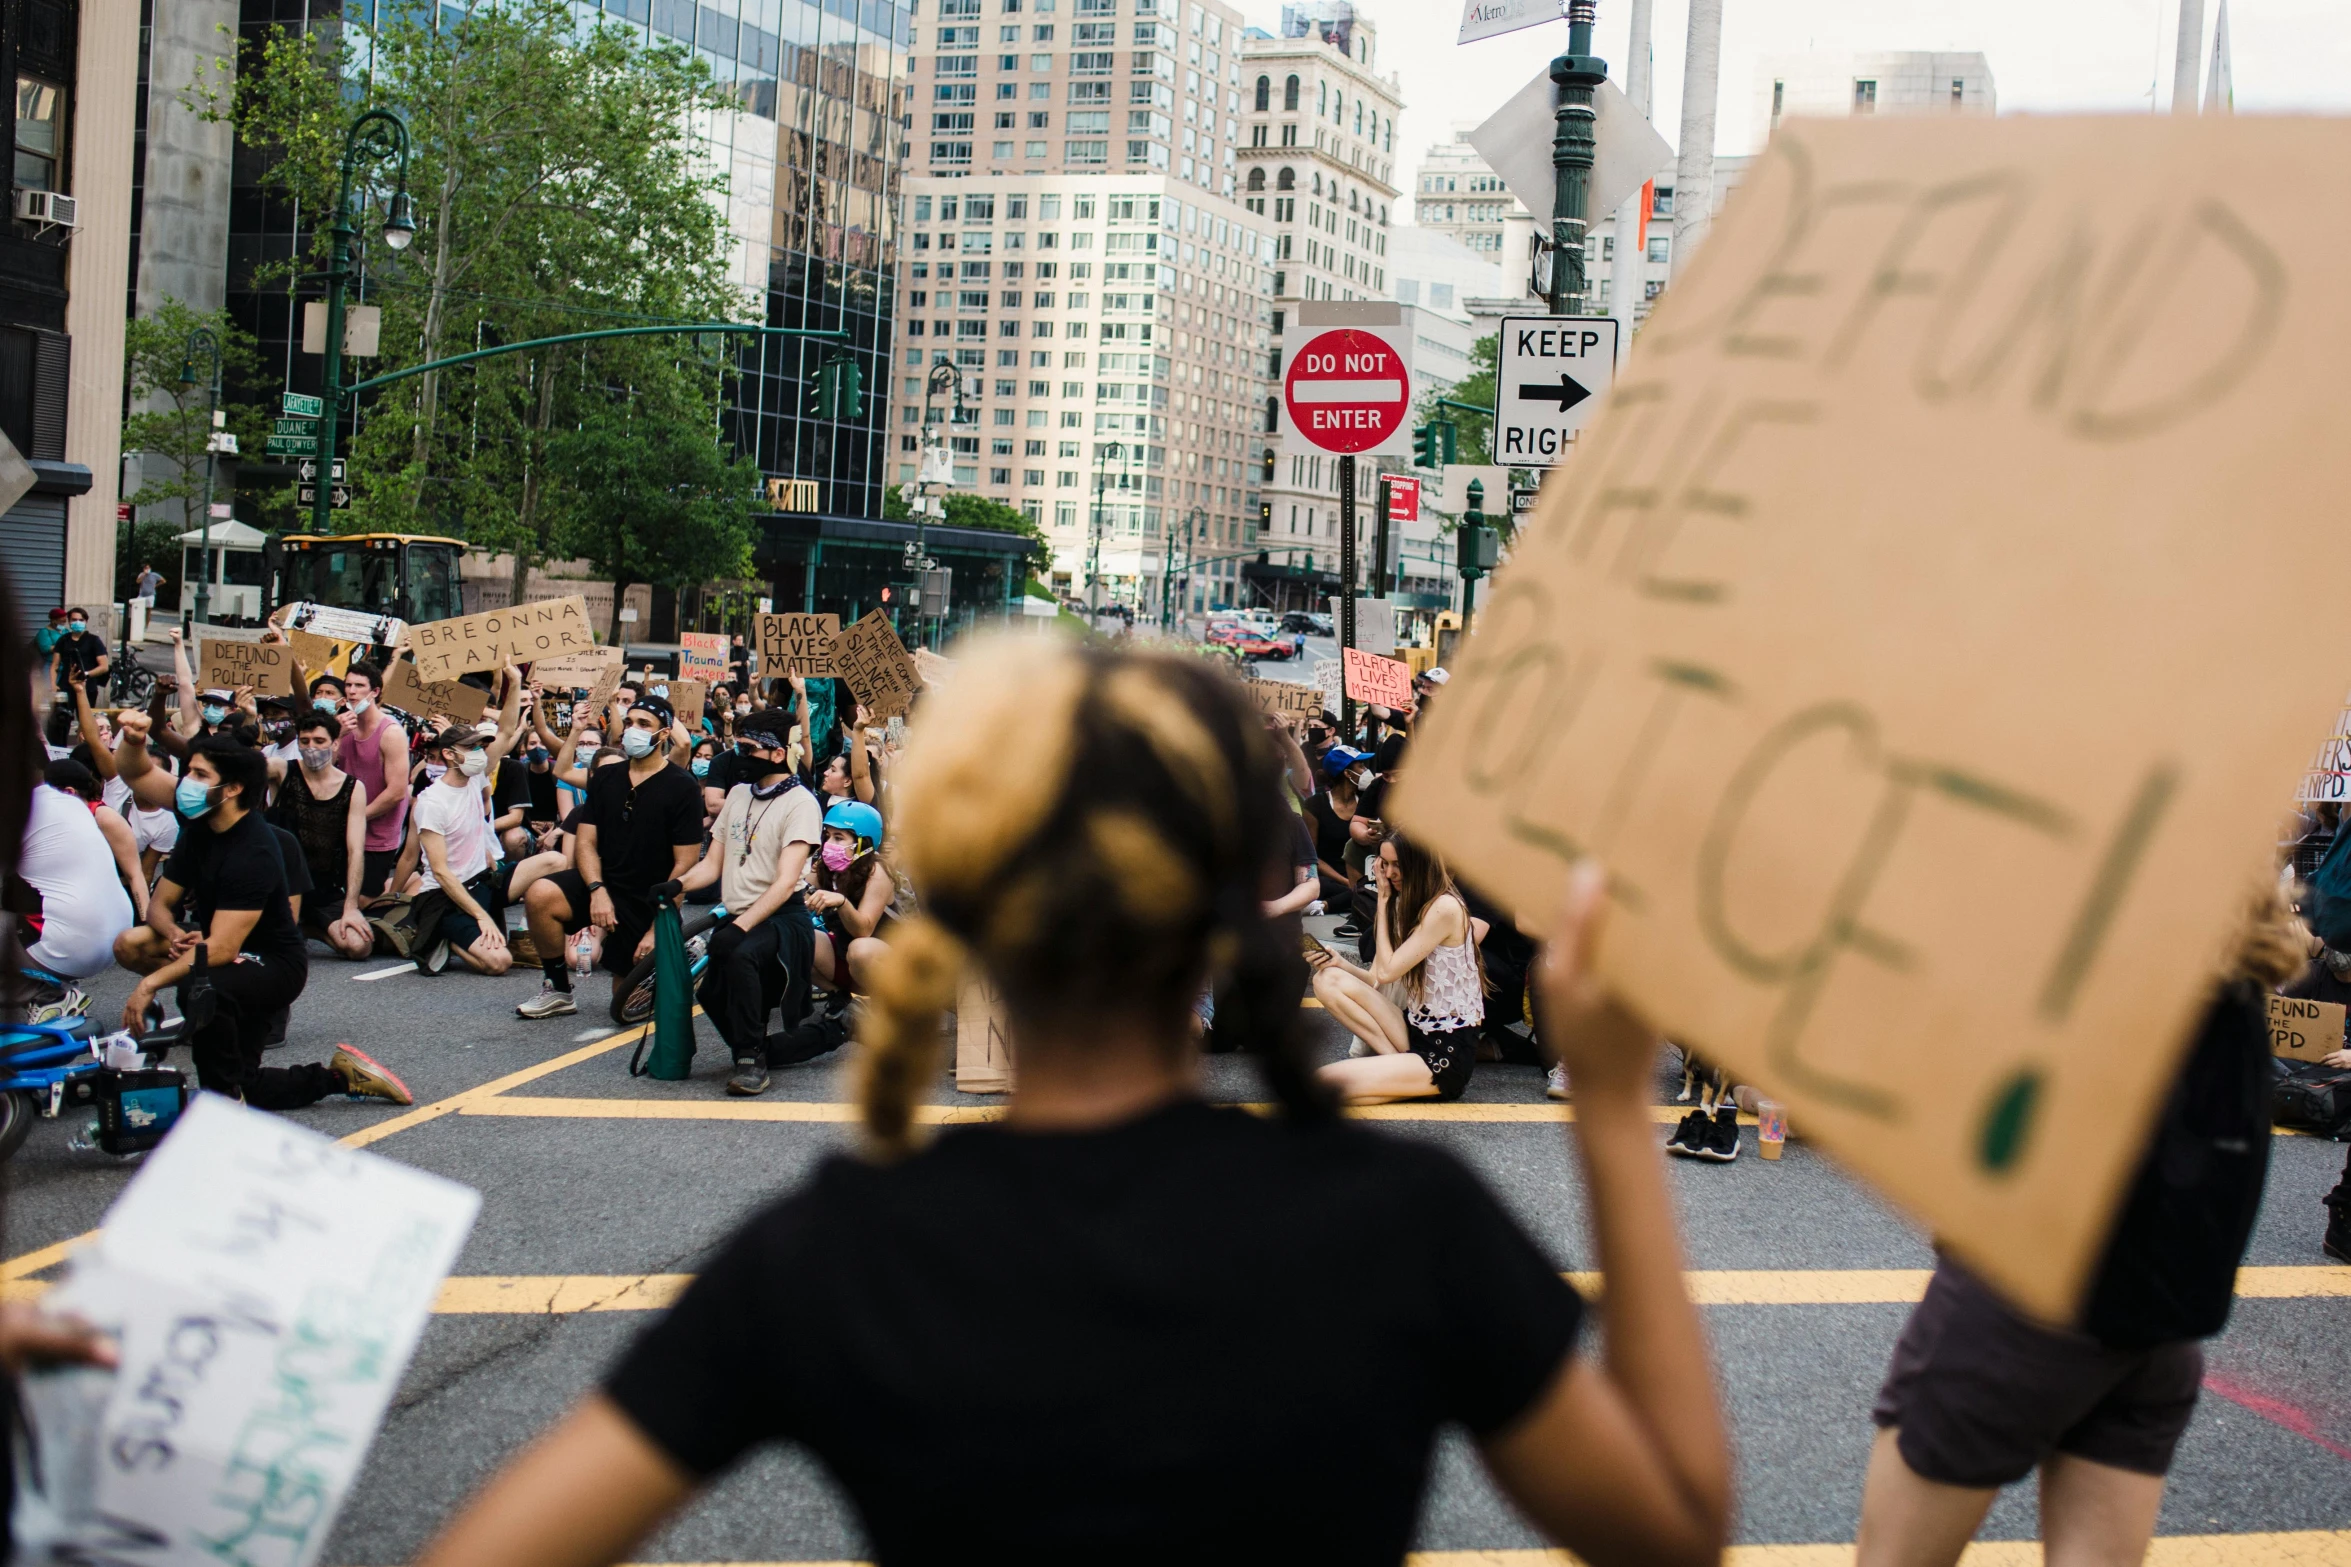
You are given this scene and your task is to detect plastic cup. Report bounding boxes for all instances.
[1758,1098,1786,1160]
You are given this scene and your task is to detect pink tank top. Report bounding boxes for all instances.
[339,711,407,852]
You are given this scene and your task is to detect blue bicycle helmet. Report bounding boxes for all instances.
[823,799,885,851]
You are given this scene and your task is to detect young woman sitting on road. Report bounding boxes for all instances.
[1310,832,1487,1104]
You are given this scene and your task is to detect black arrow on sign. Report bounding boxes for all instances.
[1516,372,1592,413]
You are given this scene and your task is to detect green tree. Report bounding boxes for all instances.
[1413,333,1498,464]
[549,357,762,642]
[233,0,745,599]
[883,484,1051,569]
[119,300,268,601]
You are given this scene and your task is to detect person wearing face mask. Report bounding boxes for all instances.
[805,799,893,1005]
[271,712,374,958]
[409,674,526,978]
[118,739,411,1110]
[335,660,412,905]
[50,608,109,706]
[659,710,821,1093]
[254,694,302,803]
[517,695,705,1020]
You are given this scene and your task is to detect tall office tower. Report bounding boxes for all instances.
[894,174,1274,614]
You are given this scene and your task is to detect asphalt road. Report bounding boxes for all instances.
[8,921,2351,1565]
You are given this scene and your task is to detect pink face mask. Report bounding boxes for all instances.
[820,841,855,873]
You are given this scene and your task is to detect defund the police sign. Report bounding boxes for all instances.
[1494,314,1619,465]
[1284,322,1412,457]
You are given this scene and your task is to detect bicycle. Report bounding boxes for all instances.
[608,901,731,1025]
[107,630,156,708]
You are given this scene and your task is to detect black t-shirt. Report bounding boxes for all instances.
[1357,775,1390,825]
[492,754,533,816]
[52,630,106,677]
[525,764,559,823]
[578,758,703,901]
[161,810,308,968]
[1304,791,1353,874]
[2283,959,2351,1011]
[604,1100,1581,1565]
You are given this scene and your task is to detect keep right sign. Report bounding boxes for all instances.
[1495,315,1619,465]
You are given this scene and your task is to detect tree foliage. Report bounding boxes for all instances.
[120,300,269,600]
[233,0,751,606]
[882,484,1051,568]
[1413,333,1498,465]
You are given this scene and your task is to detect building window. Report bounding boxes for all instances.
[1652,186,1673,216]
[1067,139,1108,164]
[1282,74,1299,111]
[1951,77,1965,108]
[14,77,64,191]
[1646,235,1668,263]
[1771,79,1784,130]
[1279,123,1297,147]
[1853,79,1876,113]
[1253,74,1269,111]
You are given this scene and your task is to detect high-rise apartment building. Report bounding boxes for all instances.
[1754,52,1995,145]
[1411,126,1521,260]
[894,172,1273,613]
[1234,3,1399,306]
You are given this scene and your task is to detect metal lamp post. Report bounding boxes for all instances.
[1159,503,1207,631]
[908,361,968,610]
[315,108,416,537]
[1547,0,1607,316]
[178,327,223,626]
[1086,440,1139,619]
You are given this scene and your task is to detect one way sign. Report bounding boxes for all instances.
[1495,315,1619,466]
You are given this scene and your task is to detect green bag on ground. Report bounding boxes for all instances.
[633,896,697,1080]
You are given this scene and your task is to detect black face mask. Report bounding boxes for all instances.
[739,750,789,781]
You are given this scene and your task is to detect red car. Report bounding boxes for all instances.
[1206,623,1292,659]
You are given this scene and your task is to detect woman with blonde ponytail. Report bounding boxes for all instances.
[416,636,1731,1567]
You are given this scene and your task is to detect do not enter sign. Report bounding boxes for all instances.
[1284,327,1412,455]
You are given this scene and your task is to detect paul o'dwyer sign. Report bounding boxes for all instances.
[1394,114,2351,1322]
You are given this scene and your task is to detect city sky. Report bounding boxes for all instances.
[1234,0,2351,219]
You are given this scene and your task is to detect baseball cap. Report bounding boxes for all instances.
[1416,666,1450,687]
[1323,745,1372,779]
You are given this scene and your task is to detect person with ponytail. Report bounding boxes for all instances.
[414,636,1730,1567]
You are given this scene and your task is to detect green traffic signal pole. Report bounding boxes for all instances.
[341,323,849,398]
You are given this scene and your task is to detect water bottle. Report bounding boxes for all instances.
[65,1116,102,1155]
[570,930,594,984]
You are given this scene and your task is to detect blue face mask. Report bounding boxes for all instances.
[175,777,214,819]
[690,758,710,778]
[67,620,84,634]
[621,728,657,760]
[526,746,549,766]
[314,696,338,712]
[201,704,228,727]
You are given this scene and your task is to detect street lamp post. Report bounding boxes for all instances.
[178,328,224,626]
[904,361,968,646]
[1547,1,1607,316]
[1160,504,1206,632]
[315,108,416,537]
[1086,440,1138,621]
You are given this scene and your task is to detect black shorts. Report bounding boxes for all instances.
[539,868,651,974]
[360,847,399,898]
[411,869,505,957]
[1406,1021,1476,1102]
[1872,1258,2203,1488]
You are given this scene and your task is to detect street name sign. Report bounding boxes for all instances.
[281,391,323,418]
[264,435,318,457]
[1495,315,1618,464]
[273,417,319,437]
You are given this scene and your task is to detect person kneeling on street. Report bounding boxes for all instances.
[114,738,410,1109]
[517,694,704,1020]
[662,711,821,1095]
[411,671,526,977]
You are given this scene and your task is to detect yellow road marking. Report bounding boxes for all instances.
[0,1021,657,1283]
[462,1096,1755,1126]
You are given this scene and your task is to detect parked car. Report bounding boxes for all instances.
[1205,622,1293,660]
[1280,612,1333,637]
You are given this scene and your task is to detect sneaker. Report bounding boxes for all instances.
[330,1044,413,1105]
[2326,1198,2351,1265]
[727,1055,771,1096]
[1665,1109,1708,1157]
[28,986,85,1026]
[515,982,577,1020]
[1348,1037,1373,1058]
[1545,1063,1571,1101]
[1333,921,1364,938]
[1695,1105,1741,1163]
[261,1006,290,1051]
[417,938,451,976]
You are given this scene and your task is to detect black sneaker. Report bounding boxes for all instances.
[261,1006,290,1051]
[2325,1198,2351,1265]
[1695,1105,1741,1163]
[727,1055,771,1096]
[1664,1109,1708,1157]
[1333,921,1364,938]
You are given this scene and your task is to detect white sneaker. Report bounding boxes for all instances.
[1546,1064,1571,1101]
[515,982,577,1019]
[1348,1037,1373,1058]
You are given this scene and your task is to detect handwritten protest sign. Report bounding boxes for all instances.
[756,612,840,678]
[198,636,295,697]
[956,972,1014,1093]
[405,594,592,682]
[1341,646,1412,709]
[2269,996,2347,1063]
[531,646,624,729]
[1312,656,1342,704]
[1252,679,1326,729]
[286,626,355,684]
[640,676,706,731]
[1392,114,2351,1321]
[2297,696,2351,803]
[14,1096,477,1567]
[384,654,491,723]
[914,647,957,690]
[679,631,729,683]
[834,609,920,718]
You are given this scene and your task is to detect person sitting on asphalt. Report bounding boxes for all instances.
[1310,833,1487,1105]
[40,759,147,924]
[409,672,526,978]
[271,710,374,958]
[662,709,822,1094]
[516,693,704,1020]
[806,798,894,1003]
[116,738,411,1111]
[336,659,413,906]
[410,635,1729,1567]
[9,761,138,1021]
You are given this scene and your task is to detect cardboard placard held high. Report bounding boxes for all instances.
[405,595,593,682]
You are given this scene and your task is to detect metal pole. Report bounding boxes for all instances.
[1370,469,1392,601]
[2172,0,2206,113]
[1609,0,1654,336]
[184,328,221,626]
[1338,454,1357,737]
[316,110,411,539]
[1547,2,1606,316]
[1668,0,1722,285]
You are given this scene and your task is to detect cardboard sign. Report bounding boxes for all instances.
[1312,656,1342,703]
[914,647,957,689]
[2298,697,2351,803]
[285,626,354,684]
[956,972,1014,1094]
[640,676,706,732]
[404,595,592,682]
[755,612,840,678]
[383,655,491,724]
[198,637,295,698]
[834,609,920,719]
[2269,995,2347,1063]
[13,1096,475,1567]
[678,631,729,683]
[1391,113,2351,1322]
[530,646,624,732]
[1252,679,1326,729]
[1341,646,1412,709]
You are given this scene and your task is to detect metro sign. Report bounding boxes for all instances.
[1284,327,1411,456]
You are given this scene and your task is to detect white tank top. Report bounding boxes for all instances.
[19,787,134,979]
[1408,895,1483,1032]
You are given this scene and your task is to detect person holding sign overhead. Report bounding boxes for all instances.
[413,635,1729,1567]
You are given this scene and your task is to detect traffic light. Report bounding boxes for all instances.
[1436,419,1458,465]
[1412,424,1436,470]
[810,355,865,419]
